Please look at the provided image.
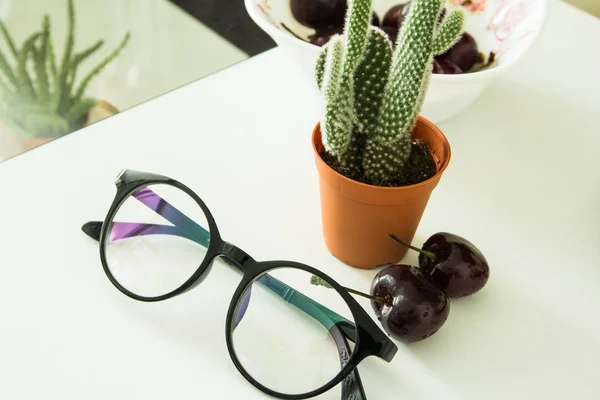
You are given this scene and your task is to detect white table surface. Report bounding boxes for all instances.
[1,1,599,399]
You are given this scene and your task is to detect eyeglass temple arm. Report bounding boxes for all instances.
[82,220,366,399]
[82,219,356,343]
[252,272,367,398]
[83,187,357,335]
[331,322,368,400]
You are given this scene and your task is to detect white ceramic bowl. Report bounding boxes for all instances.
[245,0,549,123]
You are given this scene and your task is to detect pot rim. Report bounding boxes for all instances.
[312,115,452,192]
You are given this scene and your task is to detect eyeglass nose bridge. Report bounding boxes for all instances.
[220,241,255,271]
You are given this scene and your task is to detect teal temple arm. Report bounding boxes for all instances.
[83,187,357,341]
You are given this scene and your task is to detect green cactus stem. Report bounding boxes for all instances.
[353,27,393,136]
[364,0,463,183]
[315,0,464,186]
[316,0,373,173]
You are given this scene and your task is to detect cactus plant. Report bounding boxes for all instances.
[0,0,130,139]
[316,0,464,185]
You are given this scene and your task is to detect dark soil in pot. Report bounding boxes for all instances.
[319,139,436,187]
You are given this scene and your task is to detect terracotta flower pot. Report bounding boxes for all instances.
[312,116,451,270]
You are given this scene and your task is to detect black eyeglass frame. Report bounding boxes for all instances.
[85,169,397,400]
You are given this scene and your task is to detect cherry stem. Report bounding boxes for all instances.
[280,22,308,42]
[310,276,392,306]
[389,233,436,261]
[342,287,391,305]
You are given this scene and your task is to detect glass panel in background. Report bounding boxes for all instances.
[564,0,600,17]
[0,0,274,162]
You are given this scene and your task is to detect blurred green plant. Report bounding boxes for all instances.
[0,0,130,138]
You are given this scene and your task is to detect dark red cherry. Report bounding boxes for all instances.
[418,232,490,298]
[439,32,479,72]
[309,25,343,46]
[433,58,443,74]
[382,2,412,29]
[370,264,450,343]
[389,232,490,298]
[433,57,463,74]
[381,26,398,46]
[290,0,347,30]
[371,12,381,27]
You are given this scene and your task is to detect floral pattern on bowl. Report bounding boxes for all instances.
[450,0,487,14]
[484,0,545,61]
[256,0,282,29]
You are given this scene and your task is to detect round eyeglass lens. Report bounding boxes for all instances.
[230,266,357,396]
[104,184,211,298]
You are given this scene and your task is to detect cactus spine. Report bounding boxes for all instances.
[316,0,464,185]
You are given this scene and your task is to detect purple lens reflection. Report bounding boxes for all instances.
[134,187,210,247]
[107,187,211,248]
[109,222,191,242]
[234,287,252,329]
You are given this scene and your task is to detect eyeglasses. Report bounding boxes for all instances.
[81,169,397,400]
